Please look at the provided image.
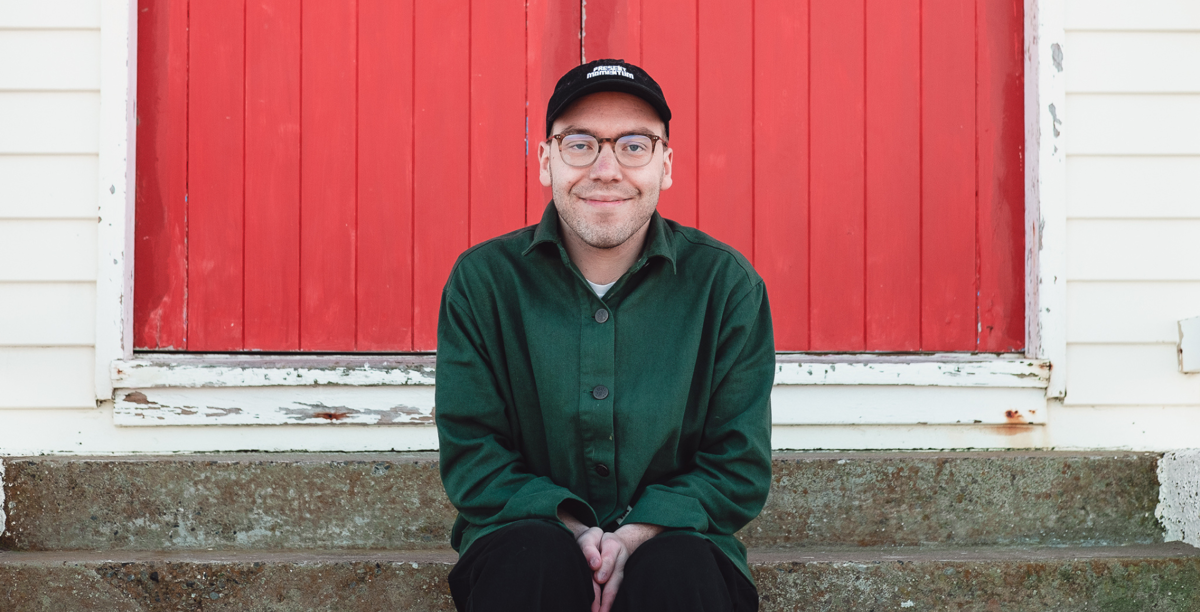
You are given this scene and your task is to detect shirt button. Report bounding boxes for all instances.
[594,463,610,477]
[592,385,609,400]
[594,308,610,323]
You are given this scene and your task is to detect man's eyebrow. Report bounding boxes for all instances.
[558,126,664,138]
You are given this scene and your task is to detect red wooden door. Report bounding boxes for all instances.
[135,0,1024,353]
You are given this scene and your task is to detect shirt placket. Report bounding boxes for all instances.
[578,289,617,522]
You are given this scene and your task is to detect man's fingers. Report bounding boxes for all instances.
[598,570,623,612]
[578,527,603,570]
[591,578,602,612]
[596,536,620,583]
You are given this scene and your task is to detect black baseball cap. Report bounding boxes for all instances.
[545,59,671,138]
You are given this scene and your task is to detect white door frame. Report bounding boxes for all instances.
[93,0,1068,424]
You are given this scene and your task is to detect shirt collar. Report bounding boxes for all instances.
[523,202,678,274]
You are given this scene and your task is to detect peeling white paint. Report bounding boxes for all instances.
[113,386,436,426]
[1156,449,1200,547]
[113,356,436,388]
[113,355,1047,392]
[774,356,1050,388]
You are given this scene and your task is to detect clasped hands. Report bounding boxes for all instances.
[559,510,664,612]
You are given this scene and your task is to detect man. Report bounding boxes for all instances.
[435,59,774,612]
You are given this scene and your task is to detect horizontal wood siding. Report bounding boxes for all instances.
[0,156,98,219]
[0,11,100,412]
[1063,13,1200,415]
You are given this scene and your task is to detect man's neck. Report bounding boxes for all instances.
[560,219,651,286]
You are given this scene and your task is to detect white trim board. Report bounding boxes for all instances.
[111,355,1049,427]
[96,1,1067,433]
[113,354,1049,389]
[112,381,1047,427]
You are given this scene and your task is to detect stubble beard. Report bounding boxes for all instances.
[551,168,660,250]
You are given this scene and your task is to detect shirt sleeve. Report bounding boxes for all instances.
[435,282,597,543]
[620,280,774,535]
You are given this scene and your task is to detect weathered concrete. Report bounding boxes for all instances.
[1158,449,1200,548]
[2,452,1163,551]
[745,451,1164,548]
[1,454,454,551]
[2,544,1198,611]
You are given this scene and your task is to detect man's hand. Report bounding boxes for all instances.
[558,509,665,612]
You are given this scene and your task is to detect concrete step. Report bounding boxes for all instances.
[1,451,1163,551]
[2,543,1198,611]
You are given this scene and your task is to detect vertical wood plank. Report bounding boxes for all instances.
[244,0,301,350]
[697,0,754,259]
[754,0,809,350]
[187,0,244,350]
[134,0,188,350]
[865,0,921,350]
[413,0,469,350]
[641,0,696,227]
[469,0,526,245]
[357,0,414,350]
[810,0,866,350]
[300,0,357,350]
[582,0,642,64]
[977,0,1025,352]
[526,0,581,224]
[922,0,977,350]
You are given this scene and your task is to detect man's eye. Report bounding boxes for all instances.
[565,142,595,151]
[623,143,645,153]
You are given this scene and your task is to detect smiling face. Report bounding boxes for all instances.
[539,91,673,250]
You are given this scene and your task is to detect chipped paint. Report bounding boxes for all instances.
[113,386,436,426]
[112,356,437,389]
[774,356,1050,388]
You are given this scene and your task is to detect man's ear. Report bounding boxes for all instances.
[538,140,553,187]
[659,146,673,191]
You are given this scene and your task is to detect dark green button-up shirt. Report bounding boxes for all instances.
[435,203,774,582]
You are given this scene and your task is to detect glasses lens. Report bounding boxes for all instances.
[615,135,655,167]
[560,134,599,167]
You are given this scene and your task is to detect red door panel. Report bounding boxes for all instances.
[134,0,1024,353]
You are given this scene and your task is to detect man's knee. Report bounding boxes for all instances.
[481,519,580,560]
[625,531,716,576]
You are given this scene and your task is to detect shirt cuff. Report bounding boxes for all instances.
[497,476,599,528]
[620,486,709,532]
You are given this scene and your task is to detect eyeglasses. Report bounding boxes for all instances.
[547,133,667,168]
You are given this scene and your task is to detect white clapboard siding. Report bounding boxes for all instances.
[1067,281,1200,344]
[0,30,100,91]
[1067,156,1200,219]
[0,0,100,29]
[1066,32,1200,93]
[0,346,95,408]
[1050,405,1200,451]
[1066,0,1200,31]
[0,220,97,281]
[0,92,99,153]
[1067,219,1200,281]
[0,155,98,219]
[1067,94,1200,155]
[771,386,1046,425]
[1065,343,1200,406]
[0,409,442,454]
[0,282,95,345]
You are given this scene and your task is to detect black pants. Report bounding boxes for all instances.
[448,519,758,612]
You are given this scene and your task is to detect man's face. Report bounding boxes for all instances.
[539,92,673,249]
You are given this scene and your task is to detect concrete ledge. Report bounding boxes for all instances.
[1,543,1197,611]
[1,452,1164,551]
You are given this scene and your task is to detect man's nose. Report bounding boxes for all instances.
[588,144,622,181]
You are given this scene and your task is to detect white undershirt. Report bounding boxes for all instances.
[587,279,617,298]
